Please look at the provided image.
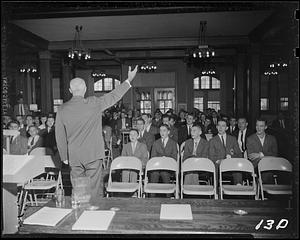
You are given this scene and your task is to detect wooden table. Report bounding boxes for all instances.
[17,197,294,237]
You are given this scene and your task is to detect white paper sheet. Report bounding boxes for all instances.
[72,211,116,231]
[160,204,193,220]
[23,207,72,226]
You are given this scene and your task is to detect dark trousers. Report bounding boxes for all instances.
[150,171,171,183]
[70,159,103,204]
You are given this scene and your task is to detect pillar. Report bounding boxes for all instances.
[236,52,247,117]
[248,44,261,129]
[39,50,52,113]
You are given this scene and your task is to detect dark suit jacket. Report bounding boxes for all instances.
[28,135,44,154]
[121,141,148,168]
[246,133,278,157]
[41,127,57,153]
[178,124,192,146]
[138,130,155,153]
[146,124,159,138]
[117,117,132,130]
[183,138,209,161]
[232,128,253,152]
[226,125,238,136]
[151,137,178,161]
[169,126,178,143]
[55,81,131,166]
[13,103,30,118]
[151,118,162,129]
[3,134,28,155]
[208,134,242,163]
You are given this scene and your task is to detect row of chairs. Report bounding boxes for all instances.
[106,156,292,200]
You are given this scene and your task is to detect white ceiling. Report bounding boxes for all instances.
[13,10,272,42]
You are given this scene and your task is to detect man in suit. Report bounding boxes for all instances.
[152,110,163,129]
[13,97,30,118]
[40,113,57,153]
[3,120,28,155]
[117,111,132,130]
[227,117,237,136]
[137,118,155,154]
[2,114,12,129]
[247,119,278,183]
[55,65,138,203]
[202,118,218,136]
[38,113,48,130]
[150,124,178,184]
[162,114,178,143]
[208,119,243,185]
[233,117,253,158]
[178,112,195,146]
[121,129,148,182]
[22,115,34,138]
[175,110,187,128]
[141,113,159,139]
[211,111,219,127]
[27,125,43,154]
[169,114,179,143]
[183,124,209,185]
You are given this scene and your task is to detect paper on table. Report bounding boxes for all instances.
[72,211,116,231]
[160,204,193,220]
[23,207,72,226]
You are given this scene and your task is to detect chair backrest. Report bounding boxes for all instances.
[145,157,178,172]
[29,147,53,156]
[110,156,142,171]
[258,157,292,172]
[220,158,254,173]
[180,142,185,153]
[182,158,215,173]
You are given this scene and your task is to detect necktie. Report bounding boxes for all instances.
[221,135,226,158]
[188,126,191,136]
[30,137,35,146]
[193,140,198,155]
[240,131,245,152]
[163,139,167,148]
[132,143,136,153]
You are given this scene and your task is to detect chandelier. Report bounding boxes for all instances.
[19,64,37,73]
[91,71,106,78]
[191,21,215,59]
[68,25,91,60]
[264,60,288,75]
[140,61,157,72]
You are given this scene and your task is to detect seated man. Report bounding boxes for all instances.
[137,118,155,154]
[183,124,209,185]
[208,119,243,185]
[3,120,28,155]
[27,125,43,154]
[150,124,178,184]
[162,114,178,143]
[38,113,48,130]
[121,129,148,183]
[247,119,278,183]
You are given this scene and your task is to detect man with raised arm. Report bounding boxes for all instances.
[55,66,138,203]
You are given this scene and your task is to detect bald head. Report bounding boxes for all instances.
[69,78,87,96]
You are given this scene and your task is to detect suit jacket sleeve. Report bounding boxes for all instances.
[232,137,242,158]
[55,109,68,161]
[208,139,218,162]
[246,135,256,155]
[265,135,278,156]
[183,141,191,161]
[93,81,131,110]
[151,141,158,158]
[201,140,209,158]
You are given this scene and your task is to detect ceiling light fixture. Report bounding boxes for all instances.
[68,25,91,60]
[140,61,157,72]
[191,21,215,59]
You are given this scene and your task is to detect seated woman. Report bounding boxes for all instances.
[121,129,148,183]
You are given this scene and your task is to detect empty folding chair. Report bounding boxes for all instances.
[219,158,257,199]
[106,156,143,198]
[143,157,179,199]
[181,158,217,199]
[258,157,292,200]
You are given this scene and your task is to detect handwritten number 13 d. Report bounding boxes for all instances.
[255,219,289,230]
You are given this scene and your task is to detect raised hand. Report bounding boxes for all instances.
[127,65,138,82]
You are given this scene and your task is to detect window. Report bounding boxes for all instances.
[140,92,151,114]
[207,101,220,112]
[53,99,63,113]
[157,90,173,114]
[280,97,288,110]
[193,77,200,89]
[260,98,269,111]
[94,77,120,92]
[201,76,210,89]
[211,77,220,89]
[194,97,204,111]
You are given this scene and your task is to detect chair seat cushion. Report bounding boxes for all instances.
[222,185,256,195]
[144,183,175,193]
[24,180,57,190]
[183,185,215,195]
[106,182,139,193]
[262,184,292,194]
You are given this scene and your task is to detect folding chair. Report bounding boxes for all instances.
[143,157,179,199]
[180,142,185,163]
[219,158,257,199]
[258,157,292,200]
[106,156,143,198]
[20,152,63,217]
[181,158,217,199]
